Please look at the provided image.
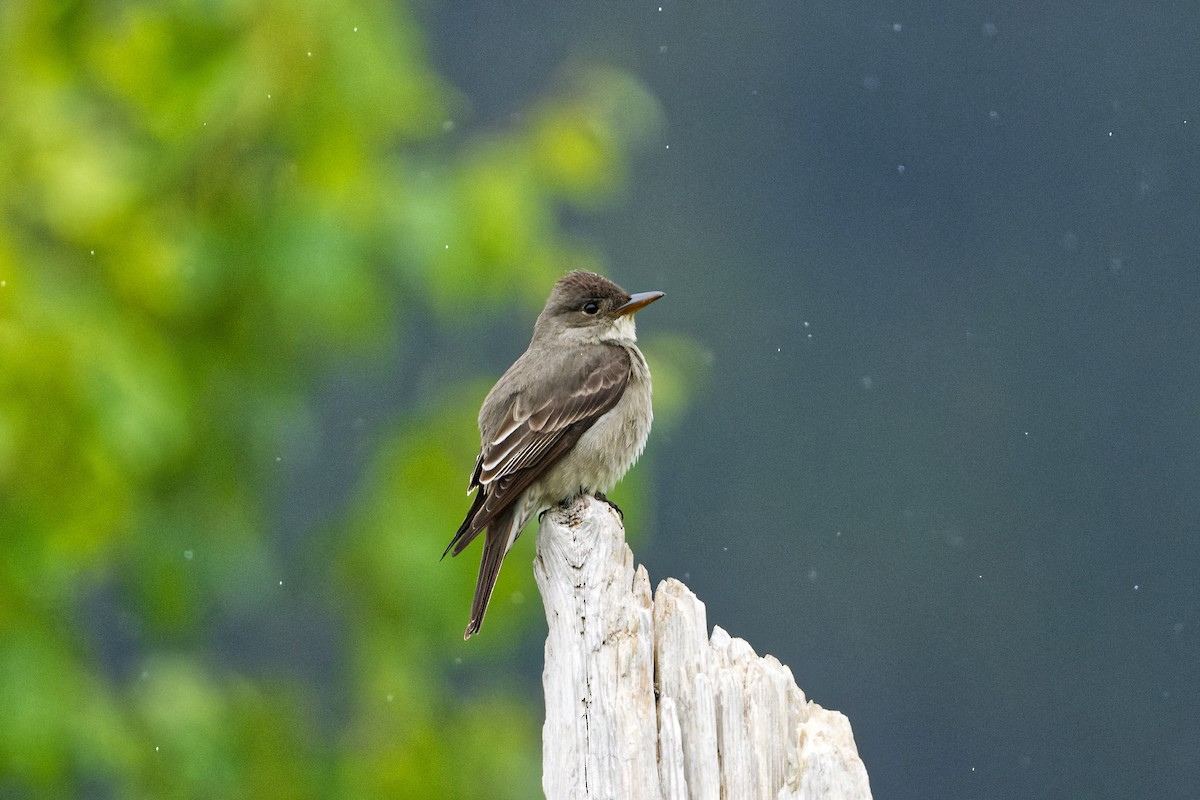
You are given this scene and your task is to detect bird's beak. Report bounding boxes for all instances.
[614,291,664,317]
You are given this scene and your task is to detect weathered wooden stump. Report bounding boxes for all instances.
[534,495,872,800]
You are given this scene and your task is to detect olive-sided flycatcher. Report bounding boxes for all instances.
[443,270,663,638]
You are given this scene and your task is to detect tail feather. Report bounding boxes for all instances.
[463,508,519,639]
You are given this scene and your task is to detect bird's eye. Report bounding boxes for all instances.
[582,301,600,315]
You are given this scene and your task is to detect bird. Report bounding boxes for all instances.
[443,270,664,639]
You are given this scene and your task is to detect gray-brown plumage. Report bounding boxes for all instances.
[444,270,663,638]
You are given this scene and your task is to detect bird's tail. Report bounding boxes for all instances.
[464,507,521,639]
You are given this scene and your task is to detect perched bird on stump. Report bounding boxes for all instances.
[443,270,664,638]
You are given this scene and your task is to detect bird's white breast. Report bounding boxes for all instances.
[534,343,652,505]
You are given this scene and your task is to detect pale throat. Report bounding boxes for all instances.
[607,315,638,343]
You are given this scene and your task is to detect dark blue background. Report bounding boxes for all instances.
[428,3,1200,797]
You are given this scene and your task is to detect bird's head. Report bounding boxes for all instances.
[534,270,664,344]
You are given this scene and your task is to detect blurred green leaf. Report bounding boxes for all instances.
[0,0,684,796]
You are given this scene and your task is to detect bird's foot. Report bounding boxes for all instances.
[593,491,623,519]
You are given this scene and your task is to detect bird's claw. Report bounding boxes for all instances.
[593,491,623,519]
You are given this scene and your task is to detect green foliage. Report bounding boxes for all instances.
[0,0,671,796]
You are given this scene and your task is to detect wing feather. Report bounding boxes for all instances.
[444,345,632,558]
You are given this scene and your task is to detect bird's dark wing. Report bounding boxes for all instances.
[443,345,631,558]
